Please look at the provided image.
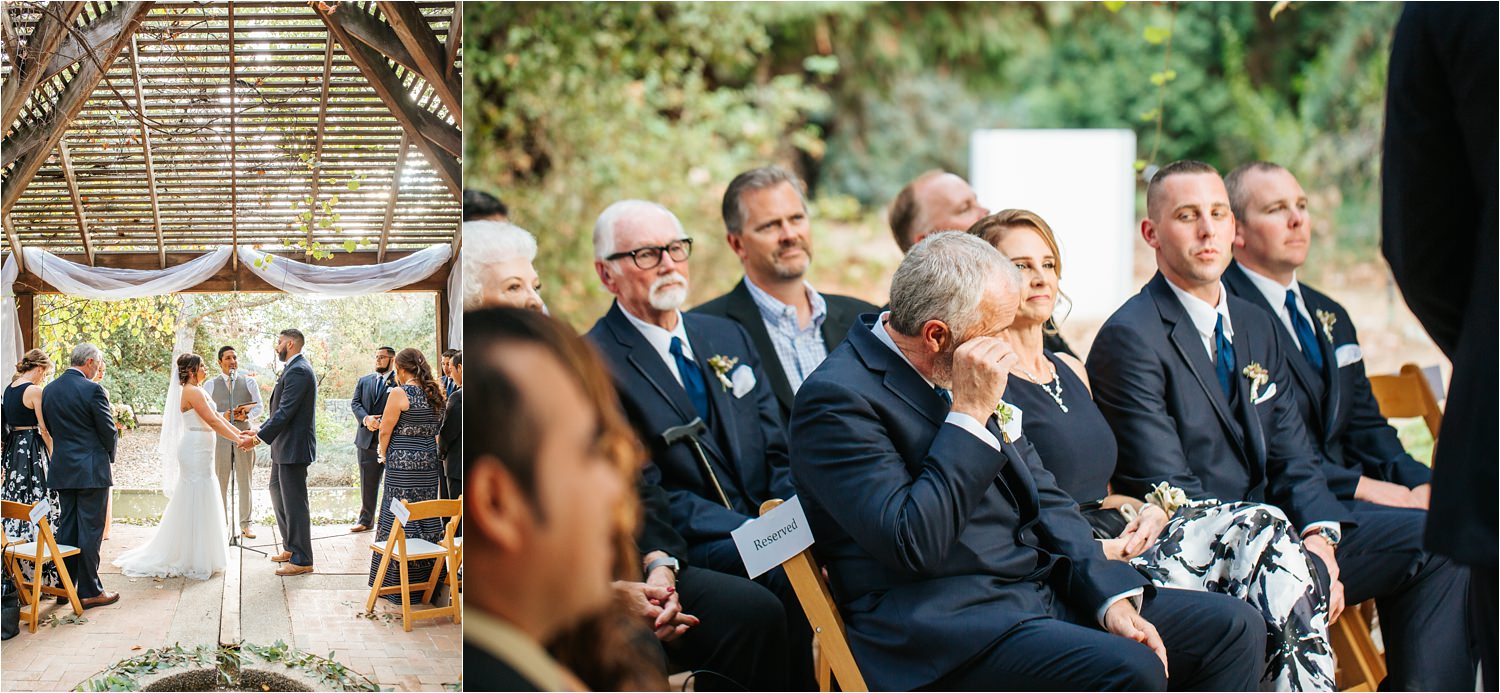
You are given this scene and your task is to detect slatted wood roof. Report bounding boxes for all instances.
[1,0,460,268]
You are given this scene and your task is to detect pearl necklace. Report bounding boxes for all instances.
[1015,359,1068,413]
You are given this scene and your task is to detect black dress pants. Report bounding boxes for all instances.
[56,488,108,599]
[666,564,791,691]
[355,447,383,527]
[690,537,817,690]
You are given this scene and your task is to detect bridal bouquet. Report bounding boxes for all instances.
[112,403,138,432]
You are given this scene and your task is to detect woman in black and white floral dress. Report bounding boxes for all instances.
[979,210,1335,691]
[2,349,63,588]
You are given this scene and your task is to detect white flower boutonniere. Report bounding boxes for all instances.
[1143,482,1188,515]
[707,355,739,392]
[994,401,1024,444]
[1315,309,1337,343]
[1242,362,1270,402]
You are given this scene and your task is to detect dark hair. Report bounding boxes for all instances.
[13,349,51,382]
[217,345,237,361]
[463,189,508,221]
[1223,161,1288,222]
[889,169,946,252]
[177,353,205,385]
[378,346,396,356]
[278,328,305,349]
[721,166,807,234]
[1146,160,1221,221]
[394,348,446,410]
[442,348,459,359]
[451,351,461,366]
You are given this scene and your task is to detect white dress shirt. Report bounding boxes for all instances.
[1238,266,1316,351]
[204,371,264,421]
[871,312,1142,623]
[619,305,696,387]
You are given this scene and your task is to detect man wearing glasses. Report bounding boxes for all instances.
[586,199,815,688]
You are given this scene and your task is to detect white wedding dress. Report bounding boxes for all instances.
[113,407,228,580]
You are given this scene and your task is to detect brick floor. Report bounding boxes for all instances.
[1,522,460,691]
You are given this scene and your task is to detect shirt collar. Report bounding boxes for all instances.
[464,611,575,691]
[1238,263,1306,311]
[1165,278,1233,343]
[744,276,827,330]
[871,311,936,389]
[619,303,692,359]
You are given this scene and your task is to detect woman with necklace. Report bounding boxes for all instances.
[973,210,1336,692]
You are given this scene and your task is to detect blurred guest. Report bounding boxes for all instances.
[694,166,876,421]
[462,220,544,312]
[370,348,447,605]
[464,189,509,222]
[464,307,626,691]
[439,351,462,500]
[349,347,396,533]
[2,349,61,588]
[441,348,460,397]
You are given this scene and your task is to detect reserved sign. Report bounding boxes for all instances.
[732,495,814,579]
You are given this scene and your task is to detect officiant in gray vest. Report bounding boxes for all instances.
[203,346,263,539]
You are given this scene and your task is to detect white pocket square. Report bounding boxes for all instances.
[1335,343,1363,368]
[730,364,756,398]
[1253,381,1278,405]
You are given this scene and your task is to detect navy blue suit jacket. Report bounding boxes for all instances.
[1086,273,1350,530]
[587,302,794,546]
[258,354,318,465]
[41,369,117,490]
[1224,263,1431,499]
[790,315,1149,691]
[351,371,395,451]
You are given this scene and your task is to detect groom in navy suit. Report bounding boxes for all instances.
[791,233,1263,691]
[42,343,120,608]
[244,328,318,575]
[1087,161,1474,690]
[585,199,812,687]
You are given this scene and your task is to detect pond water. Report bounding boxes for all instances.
[112,487,362,526]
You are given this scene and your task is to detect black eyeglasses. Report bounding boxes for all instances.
[606,238,693,270]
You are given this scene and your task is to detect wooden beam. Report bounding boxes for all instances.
[378,132,410,263]
[128,34,165,269]
[17,292,35,352]
[306,37,334,259]
[0,2,85,136]
[435,289,447,353]
[334,5,419,75]
[0,2,154,215]
[317,4,460,198]
[229,1,238,271]
[55,140,95,266]
[443,4,460,82]
[37,2,135,84]
[2,214,24,275]
[376,1,460,122]
[13,250,451,294]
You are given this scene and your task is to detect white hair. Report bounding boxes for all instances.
[462,220,539,311]
[888,231,1020,337]
[592,199,686,260]
[69,343,103,367]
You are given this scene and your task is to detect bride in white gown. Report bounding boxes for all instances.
[114,353,247,580]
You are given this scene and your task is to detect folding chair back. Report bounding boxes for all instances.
[1368,363,1443,439]
[365,498,463,631]
[1,499,82,633]
[760,499,867,692]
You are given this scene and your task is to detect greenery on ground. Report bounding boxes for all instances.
[467,1,1402,327]
[75,641,380,692]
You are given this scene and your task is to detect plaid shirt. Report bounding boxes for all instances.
[744,277,829,394]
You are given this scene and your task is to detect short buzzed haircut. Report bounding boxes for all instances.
[278,328,305,349]
[1146,160,1220,221]
[721,166,808,234]
[378,346,396,356]
[1223,161,1288,222]
[889,169,946,253]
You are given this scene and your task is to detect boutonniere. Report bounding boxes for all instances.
[993,401,1024,444]
[706,355,739,391]
[1315,309,1336,343]
[1242,362,1269,402]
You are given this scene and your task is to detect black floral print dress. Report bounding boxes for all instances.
[2,381,63,588]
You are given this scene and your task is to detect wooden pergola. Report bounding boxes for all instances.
[1,1,462,350]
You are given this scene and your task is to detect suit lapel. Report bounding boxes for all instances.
[605,304,697,423]
[1147,276,1250,461]
[1228,311,1269,478]
[724,281,794,414]
[1225,263,1336,441]
[847,317,948,426]
[686,316,744,469]
[1301,289,1343,437]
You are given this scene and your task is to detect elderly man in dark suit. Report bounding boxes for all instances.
[1382,4,1498,687]
[243,328,319,576]
[349,346,396,532]
[693,166,876,421]
[41,343,120,608]
[791,232,1263,691]
[585,199,812,687]
[1088,160,1474,690]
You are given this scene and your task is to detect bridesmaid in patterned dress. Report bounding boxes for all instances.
[369,347,447,604]
[2,350,62,588]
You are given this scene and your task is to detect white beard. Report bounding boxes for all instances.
[648,273,688,312]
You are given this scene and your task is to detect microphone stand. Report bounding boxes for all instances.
[225,370,267,556]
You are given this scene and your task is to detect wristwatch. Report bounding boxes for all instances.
[1305,525,1341,548]
[645,555,680,578]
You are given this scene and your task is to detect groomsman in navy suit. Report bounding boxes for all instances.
[1088,161,1474,690]
[1223,162,1432,507]
[791,232,1263,691]
[585,199,812,687]
[349,346,396,532]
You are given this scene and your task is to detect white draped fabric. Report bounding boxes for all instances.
[446,254,463,350]
[237,244,451,299]
[2,255,23,381]
[22,246,232,299]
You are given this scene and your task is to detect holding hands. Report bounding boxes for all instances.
[236,428,260,451]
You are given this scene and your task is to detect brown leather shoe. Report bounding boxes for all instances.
[80,592,120,610]
[270,551,293,563]
[349,523,371,533]
[275,564,314,577]
[241,527,257,539]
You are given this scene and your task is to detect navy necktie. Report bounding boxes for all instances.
[934,385,953,407]
[670,337,711,420]
[1214,314,1235,398]
[1285,290,1325,371]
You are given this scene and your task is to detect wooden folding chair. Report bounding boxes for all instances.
[365,498,462,632]
[1332,363,1443,690]
[1,499,82,633]
[760,499,867,692]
